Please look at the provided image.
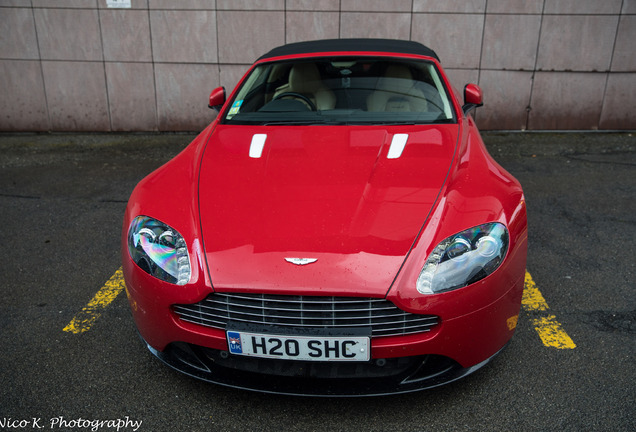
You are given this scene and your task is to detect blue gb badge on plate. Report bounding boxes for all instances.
[227,331,243,354]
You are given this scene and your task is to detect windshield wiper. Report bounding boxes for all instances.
[262,118,341,126]
[373,121,417,125]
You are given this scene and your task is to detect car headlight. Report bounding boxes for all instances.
[127,216,191,285]
[417,222,509,294]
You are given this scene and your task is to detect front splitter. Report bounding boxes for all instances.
[144,339,506,397]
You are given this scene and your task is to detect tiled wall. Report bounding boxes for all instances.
[1,0,634,131]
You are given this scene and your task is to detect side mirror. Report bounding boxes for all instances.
[462,83,483,115]
[208,86,226,110]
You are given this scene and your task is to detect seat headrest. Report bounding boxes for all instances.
[384,65,413,80]
[378,65,415,93]
[289,63,322,93]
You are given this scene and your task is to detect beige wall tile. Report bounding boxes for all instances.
[34,8,103,61]
[487,0,543,14]
[443,69,479,93]
[41,61,111,131]
[611,16,636,71]
[412,14,484,69]
[0,60,49,131]
[599,73,636,130]
[106,62,157,131]
[537,15,619,72]
[623,0,636,14]
[285,0,339,11]
[220,64,250,94]
[216,0,283,10]
[155,63,220,131]
[413,0,486,13]
[1,1,32,6]
[286,11,340,43]
[340,12,411,39]
[478,70,533,130]
[99,0,149,9]
[100,9,152,62]
[528,72,606,130]
[481,14,541,70]
[32,0,97,7]
[0,8,39,59]
[1,1,633,131]
[150,10,218,63]
[544,0,623,14]
[341,0,412,12]
[217,11,285,63]
[149,0,212,9]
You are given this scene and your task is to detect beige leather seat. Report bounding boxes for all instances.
[367,65,428,112]
[274,63,336,110]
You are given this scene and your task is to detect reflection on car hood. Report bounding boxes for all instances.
[198,124,458,296]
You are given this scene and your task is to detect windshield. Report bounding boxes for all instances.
[222,57,456,125]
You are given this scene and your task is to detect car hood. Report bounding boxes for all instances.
[198,124,458,296]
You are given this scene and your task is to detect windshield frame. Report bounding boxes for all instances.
[220,55,458,126]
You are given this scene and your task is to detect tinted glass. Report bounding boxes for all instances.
[222,57,455,125]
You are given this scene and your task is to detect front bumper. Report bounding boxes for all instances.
[144,338,506,396]
[123,245,525,395]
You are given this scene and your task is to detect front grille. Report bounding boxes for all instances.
[173,293,439,338]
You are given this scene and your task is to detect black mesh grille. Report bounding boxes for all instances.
[173,293,439,337]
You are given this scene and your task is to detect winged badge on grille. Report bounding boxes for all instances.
[284,258,318,266]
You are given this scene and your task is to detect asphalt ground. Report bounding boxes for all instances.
[0,131,634,431]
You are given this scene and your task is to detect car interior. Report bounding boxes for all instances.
[224,57,454,124]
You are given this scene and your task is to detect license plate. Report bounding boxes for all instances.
[226,330,370,362]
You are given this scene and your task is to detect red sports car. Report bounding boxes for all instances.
[122,39,527,396]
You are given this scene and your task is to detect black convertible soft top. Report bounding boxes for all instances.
[258,39,440,62]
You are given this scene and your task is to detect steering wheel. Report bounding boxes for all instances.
[273,92,317,111]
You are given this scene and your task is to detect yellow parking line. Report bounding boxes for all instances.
[522,271,549,311]
[532,315,577,349]
[523,271,576,349]
[63,267,126,334]
[67,267,574,349]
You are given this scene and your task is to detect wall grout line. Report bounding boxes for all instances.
[1,2,634,132]
[30,1,52,132]
[524,0,547,131]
